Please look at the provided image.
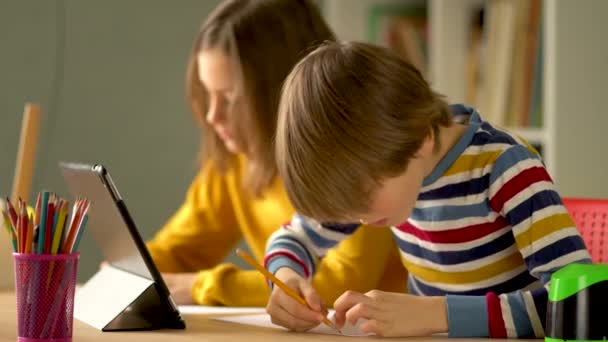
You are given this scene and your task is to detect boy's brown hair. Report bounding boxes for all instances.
[276,41,451,222]
[186,0,335,197]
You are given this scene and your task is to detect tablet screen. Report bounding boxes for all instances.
[60,163,152,280]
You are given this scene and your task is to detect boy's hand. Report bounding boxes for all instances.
[334,290,448,337]
[162,272,198,305]
[266,267,327,332]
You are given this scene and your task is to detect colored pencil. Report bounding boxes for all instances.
[34,192,41,227]
[43,196,55,254]
[26,214,33,254]
[62,200,89,254]
[51,201,68,255]
[20,205,27,253]
[3,192,88,255]
[71,214,88,253]
[2,211,17,252]
[37,192,49,254]
[5,198,18,231]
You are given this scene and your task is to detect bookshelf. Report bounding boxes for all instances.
[323,0,608,198]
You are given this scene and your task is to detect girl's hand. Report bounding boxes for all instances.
[162,272,198,305]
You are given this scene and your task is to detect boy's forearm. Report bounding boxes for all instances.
[265,216,332,279]
[264,229,317,282]
[264,215,361,277]
[265,253,310,280]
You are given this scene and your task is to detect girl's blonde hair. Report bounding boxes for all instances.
[186,0,335,196]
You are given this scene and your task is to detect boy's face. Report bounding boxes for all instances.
[359,158,427,228]
[356,135,436,228]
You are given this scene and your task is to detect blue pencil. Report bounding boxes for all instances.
[71,214,88,253]
[37,192,49,254]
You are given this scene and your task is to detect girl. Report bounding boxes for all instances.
[146,0,406,307]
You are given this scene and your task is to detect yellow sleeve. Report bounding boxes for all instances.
[191,264,270,306]
[190,225,407,306]
[312,225,407,305]
[147,163,242,272]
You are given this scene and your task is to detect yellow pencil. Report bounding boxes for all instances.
[51,201,68,254]
[2,211,17,252]
[2,210,15,236]
[235,249,334,329]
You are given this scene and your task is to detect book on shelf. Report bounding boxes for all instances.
[507,0,532,127]
[527,3,543,129]
[465,8,484,107]
[465,0,543,129]
[367,3,428,77]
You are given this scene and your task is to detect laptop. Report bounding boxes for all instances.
[60,162,185,331]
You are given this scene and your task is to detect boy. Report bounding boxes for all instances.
[264,41,591,338]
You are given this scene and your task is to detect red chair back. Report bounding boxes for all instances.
[562,198,608,263]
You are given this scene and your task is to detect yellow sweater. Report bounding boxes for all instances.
[147,155,406,306]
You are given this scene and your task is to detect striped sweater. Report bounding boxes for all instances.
[264,104,591,338]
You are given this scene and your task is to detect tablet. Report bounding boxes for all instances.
[60,162,185,330]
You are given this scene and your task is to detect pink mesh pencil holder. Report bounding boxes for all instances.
[14,253,79,342]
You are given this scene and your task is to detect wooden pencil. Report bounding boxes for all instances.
[235,248,334,329]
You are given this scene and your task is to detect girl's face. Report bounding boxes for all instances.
[197,48,247,154]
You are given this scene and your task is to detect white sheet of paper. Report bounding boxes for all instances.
[212,310,372,337]
[178,305,266,315]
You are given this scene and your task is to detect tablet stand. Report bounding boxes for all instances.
[74,265,185,331]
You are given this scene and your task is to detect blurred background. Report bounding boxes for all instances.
[1,0,607,283]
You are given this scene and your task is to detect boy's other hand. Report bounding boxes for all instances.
[333,290,448,337]
[266,267,327,332]
[162,272,197,305]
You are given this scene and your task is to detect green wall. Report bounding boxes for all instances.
[1,0,222,281]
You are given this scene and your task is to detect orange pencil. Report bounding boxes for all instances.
[26,213,34,254]
[235,249,335,329]
[61,201,80,254]
[62,199,88,254]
